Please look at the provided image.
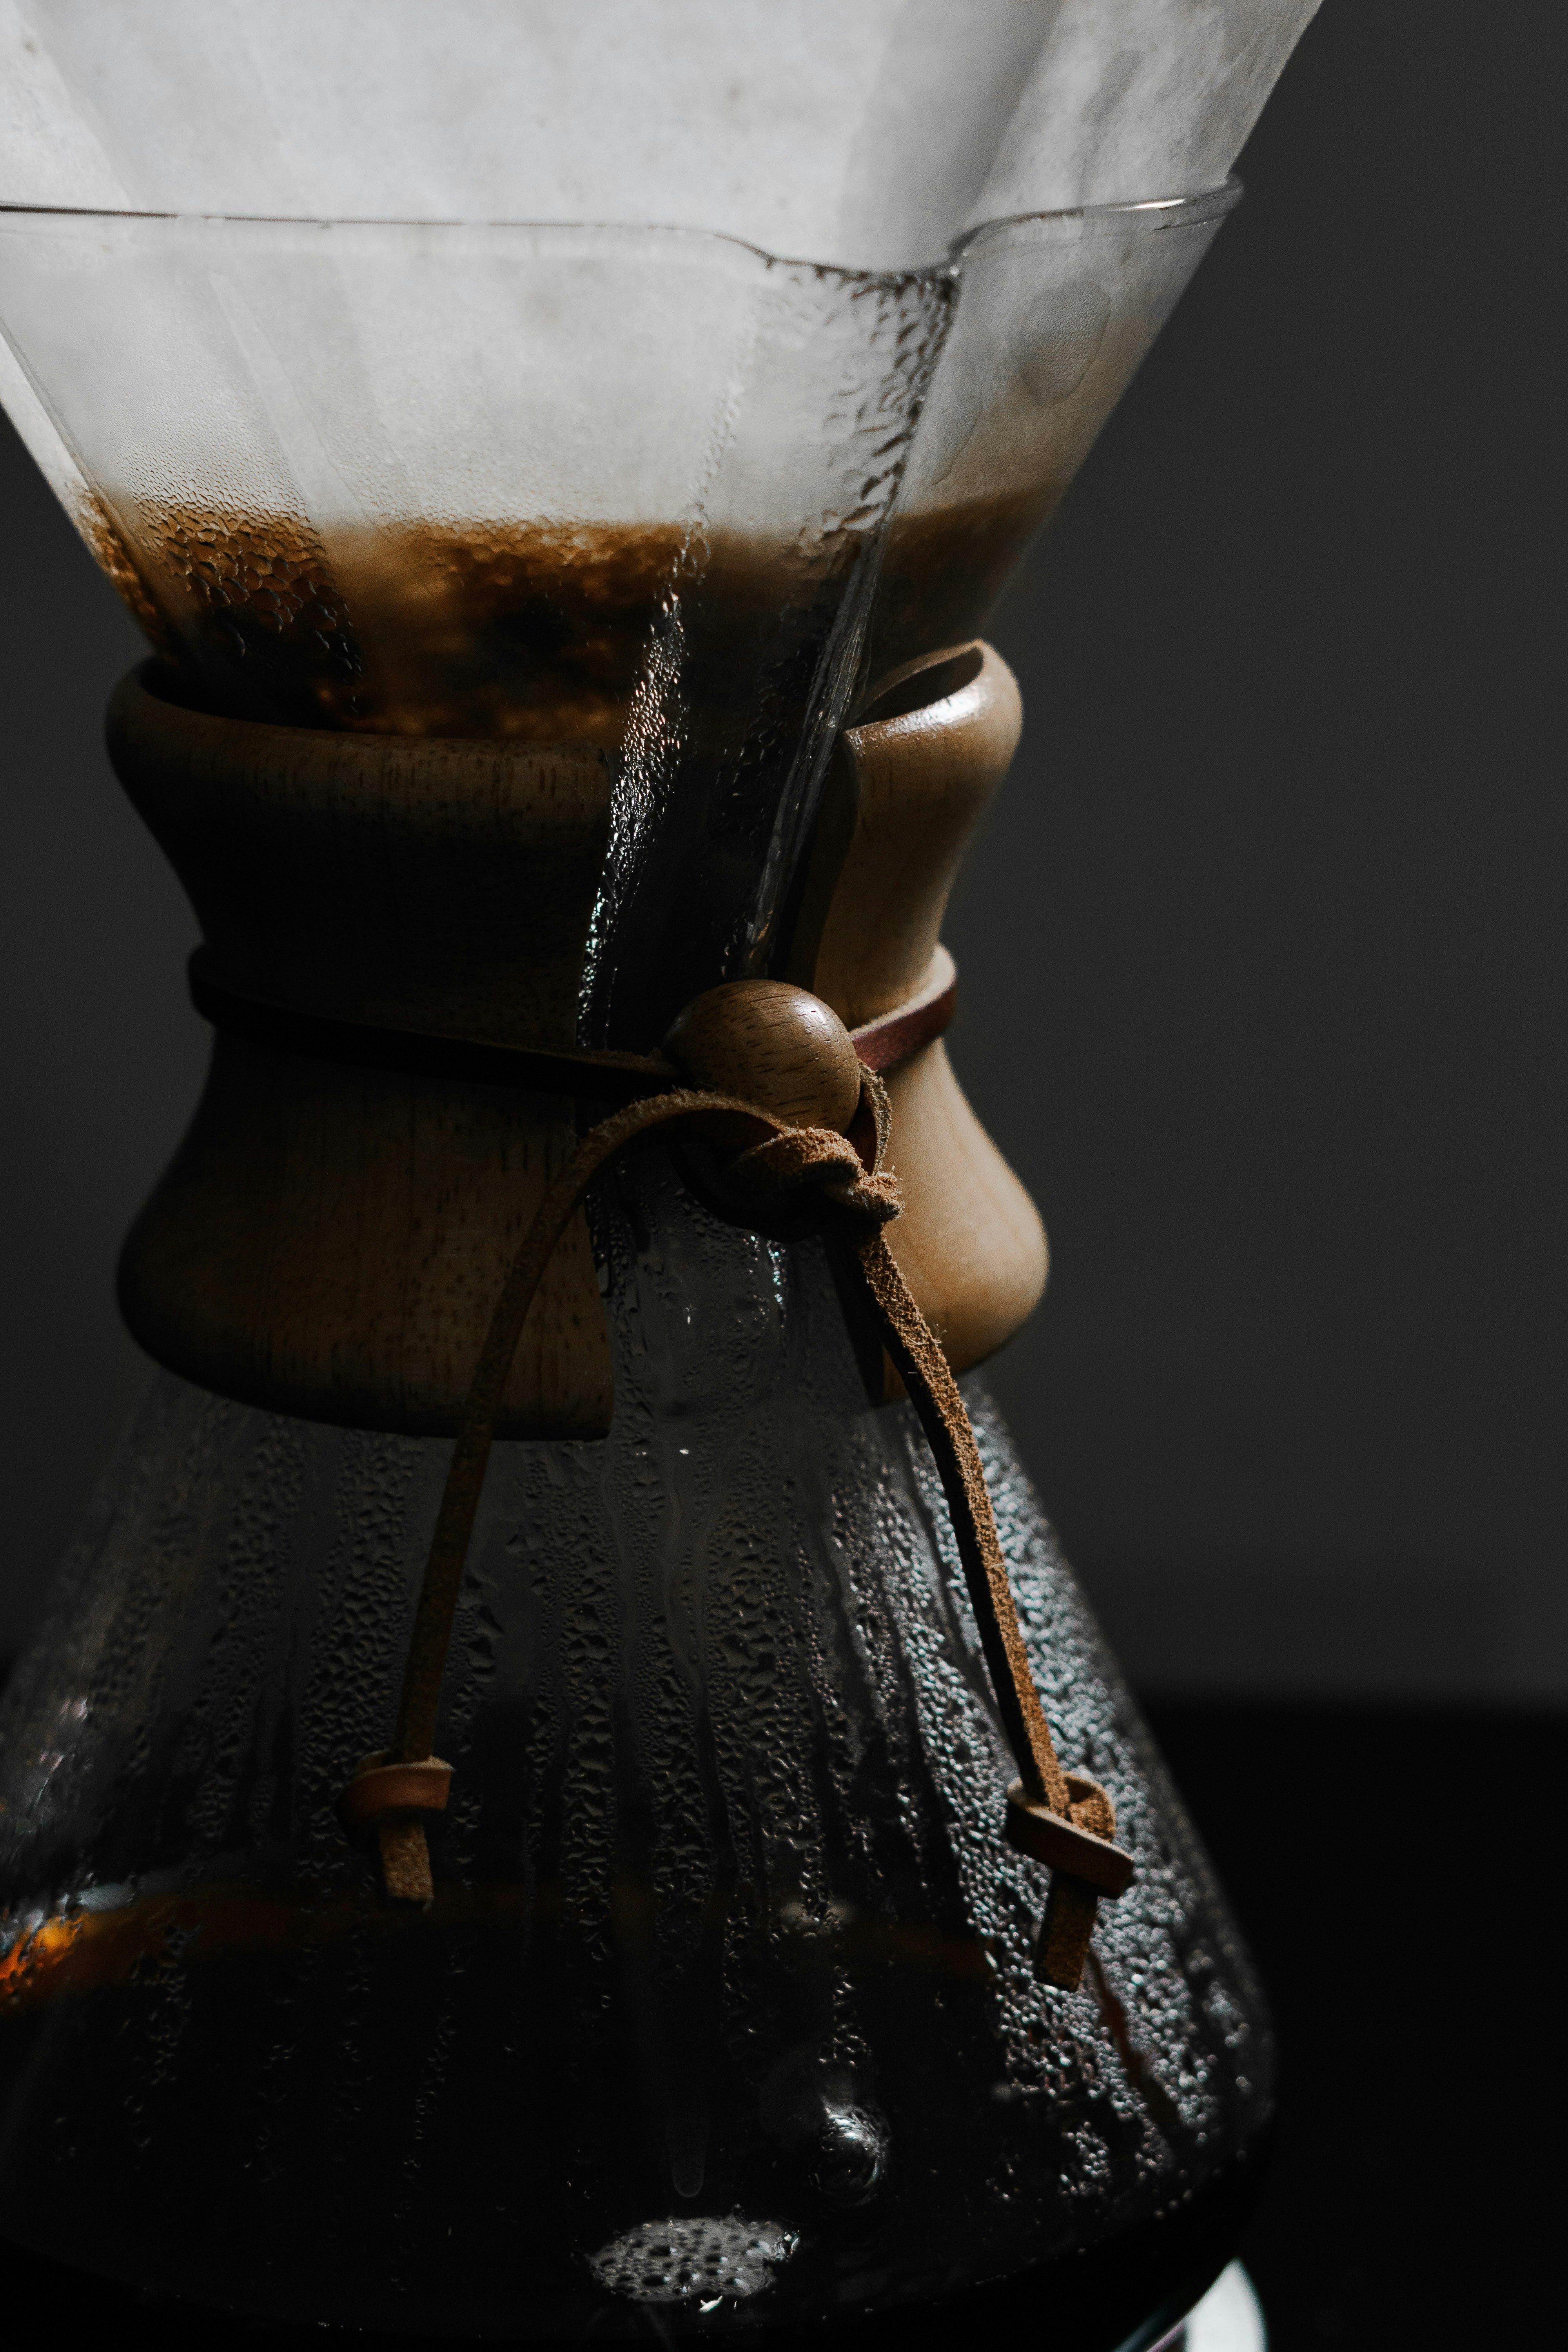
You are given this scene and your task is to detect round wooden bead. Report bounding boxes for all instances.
[664,981,864,1132]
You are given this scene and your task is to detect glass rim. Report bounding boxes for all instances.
[0,176,1241,280]
[956,175,1241,256]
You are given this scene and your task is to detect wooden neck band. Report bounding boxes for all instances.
[110,643,1044,1437]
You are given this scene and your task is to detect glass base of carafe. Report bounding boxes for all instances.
[0,2205,1266,2351]
[1143,2264,1267,2352]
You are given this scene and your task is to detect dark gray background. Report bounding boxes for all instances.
[2,1,1560,1689]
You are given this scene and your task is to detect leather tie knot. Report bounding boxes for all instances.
[725,1121,903,1227]
[826,1164,904,1225]
[666,978,905,1231]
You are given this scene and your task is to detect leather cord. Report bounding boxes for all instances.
[339,1058,1132,1992]
[187,945,956,1098]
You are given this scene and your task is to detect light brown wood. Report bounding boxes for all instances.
[791,641,1048,1382]
[878,1042,1049,1376]
[108,635,1046,1433]
[120,1036,613,1436]
[109,670,615,1437]
[664,980,862,1131]
[107,679,608,1048]
[790,641,1022,1025]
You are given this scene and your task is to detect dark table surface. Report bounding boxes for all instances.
[1145,1701,1560,2352]
[2,1701,1557,2349]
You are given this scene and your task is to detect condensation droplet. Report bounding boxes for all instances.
[588,2216,798,2304]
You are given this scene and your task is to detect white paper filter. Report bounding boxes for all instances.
[0,0,1318,265]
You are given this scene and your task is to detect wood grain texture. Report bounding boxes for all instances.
[108,636,1045,1433]
[109,668,615,1437]
[664,980,862,1132]
[878,1041,1048,1377]
[792,641,1048,1383]
[790,641,1022,1025]
[108,675,608,1047]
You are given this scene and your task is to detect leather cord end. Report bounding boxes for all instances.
[1036,1875,1102,1991]
[375,1818,437,1906]
[340,1752,452,1905]
[340,1752,453,1830]
[1004,1778,1134,1897]
[1005,1774,1134,1993]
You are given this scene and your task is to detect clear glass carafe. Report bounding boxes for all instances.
[0,1152,1269,2337]
[0,16,1292,2330]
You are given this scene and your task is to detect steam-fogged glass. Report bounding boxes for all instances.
[0,187,1234,1031]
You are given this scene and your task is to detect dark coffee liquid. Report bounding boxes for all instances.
[0,1873,1260,2342]
[0,1191,1269,2341]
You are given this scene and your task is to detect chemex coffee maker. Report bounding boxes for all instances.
[0,5,1317,2342]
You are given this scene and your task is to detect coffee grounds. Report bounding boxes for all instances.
[87,493,1056,740]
